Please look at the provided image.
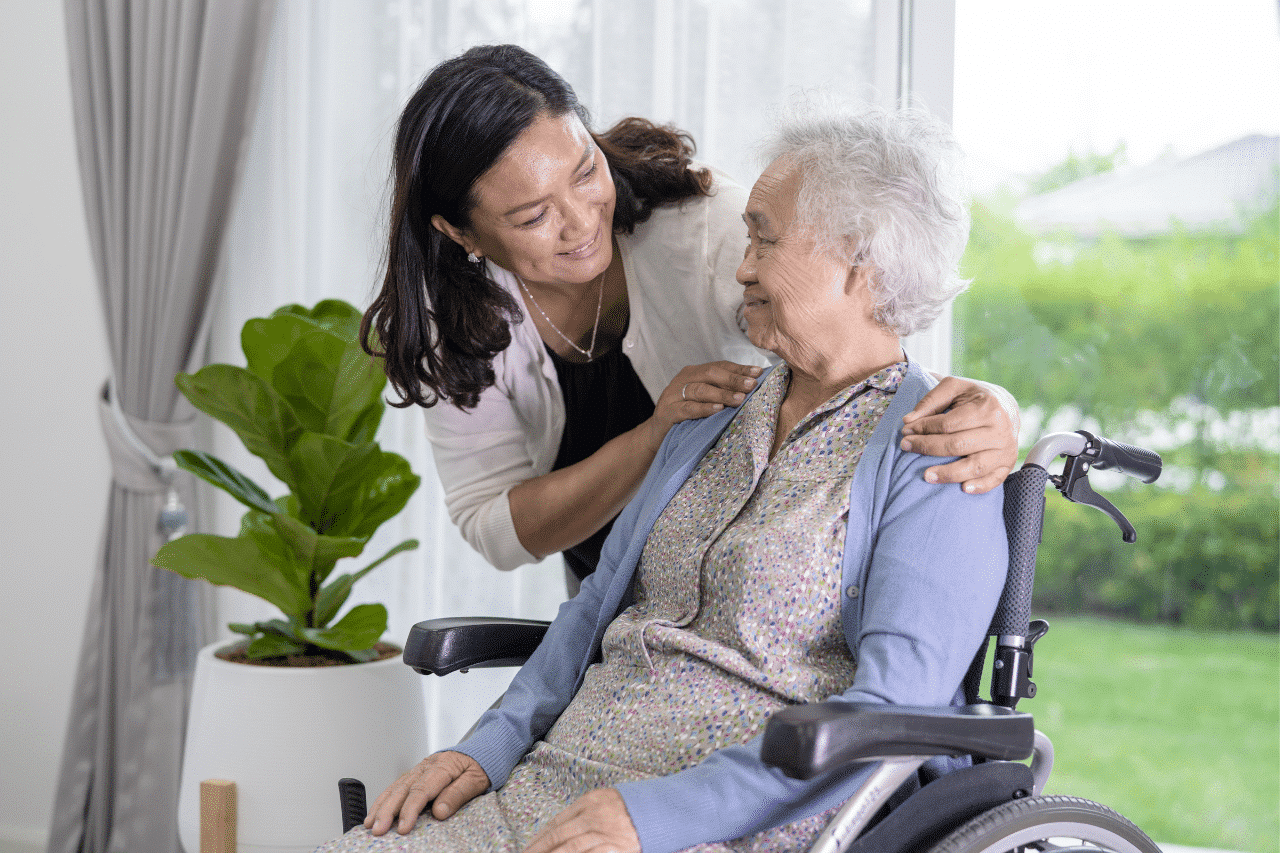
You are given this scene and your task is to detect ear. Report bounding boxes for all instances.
[430,214,479,257]
[844,261,875,295]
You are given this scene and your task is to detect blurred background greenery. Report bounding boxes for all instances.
[956,179,1278,632]
[952,146,1278,853]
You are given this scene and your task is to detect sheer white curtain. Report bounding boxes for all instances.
[213,0,945,750]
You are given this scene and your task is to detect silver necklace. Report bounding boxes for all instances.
[518,269,606,360]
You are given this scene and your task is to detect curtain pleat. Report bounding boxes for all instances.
[49,2,274,852]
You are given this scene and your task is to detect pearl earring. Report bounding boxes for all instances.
[467,252,481,264]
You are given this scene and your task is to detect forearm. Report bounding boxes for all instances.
[508,418,666,559]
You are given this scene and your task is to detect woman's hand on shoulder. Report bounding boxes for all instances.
[899,375,1020,495]
[522,787,640,853]
[645,361,763,448]
[364,750,489,836]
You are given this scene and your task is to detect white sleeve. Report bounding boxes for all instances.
[423,382,541,572]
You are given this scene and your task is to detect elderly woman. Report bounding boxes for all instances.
[364,44,1018,594]
[323,106,1008,853]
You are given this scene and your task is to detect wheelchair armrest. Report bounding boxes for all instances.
[402,617,551,676]
[761,702,1035,780]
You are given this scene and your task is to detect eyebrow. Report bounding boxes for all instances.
[743,211,770,230]
[501,144,595,218]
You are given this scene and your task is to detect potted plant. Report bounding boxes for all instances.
[153,299,428,853]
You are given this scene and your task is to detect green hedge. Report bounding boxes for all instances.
[956,201,1278,423]
[1036,480,1279,630]
[956,200,1279,630]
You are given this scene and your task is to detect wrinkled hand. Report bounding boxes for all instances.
[645,361,763,447]
[365,751,489,836]
[523,788,641,853]
[900,376,1019,495]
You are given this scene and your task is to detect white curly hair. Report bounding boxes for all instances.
[760,103,972,337]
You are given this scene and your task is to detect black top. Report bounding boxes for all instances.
[546,342,655,580]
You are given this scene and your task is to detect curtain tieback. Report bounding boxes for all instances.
[98,379,196,540]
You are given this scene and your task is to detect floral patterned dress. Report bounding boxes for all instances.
[318,363,905,853]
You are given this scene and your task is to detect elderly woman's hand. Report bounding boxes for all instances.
[522,787,640,853]
[899,376,1020,495]
[364,750,490,836]
[645,361,763,448]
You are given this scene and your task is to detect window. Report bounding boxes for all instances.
[951,3,1279,849]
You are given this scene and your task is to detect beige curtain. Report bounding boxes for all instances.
[49,2,273,851]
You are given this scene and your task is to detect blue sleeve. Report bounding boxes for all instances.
[453,415,705,788]
[615,454,1010,853]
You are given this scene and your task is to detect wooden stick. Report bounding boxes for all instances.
[199,779,237,853]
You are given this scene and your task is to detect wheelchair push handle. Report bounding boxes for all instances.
[1023,430,1162,484]
[987,429,1162,706]
[1079,431,1162,484]
[1022,430,1162,545]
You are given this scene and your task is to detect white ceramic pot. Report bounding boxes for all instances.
[178,642,428,853]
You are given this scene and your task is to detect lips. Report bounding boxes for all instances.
[561,227,601,258]
[742,289,770,308]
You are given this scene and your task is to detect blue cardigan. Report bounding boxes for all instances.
[454,360,1009,852]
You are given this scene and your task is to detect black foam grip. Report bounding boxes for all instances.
[1092,435,1162,484]
[992,467,1050,638]
[338,777,367,835]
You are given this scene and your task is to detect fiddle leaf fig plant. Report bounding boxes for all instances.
[152,299,420,663]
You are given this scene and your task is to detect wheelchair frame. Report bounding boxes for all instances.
[344,429,1165,853]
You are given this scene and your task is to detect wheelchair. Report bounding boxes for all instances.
[339,429,1165,853]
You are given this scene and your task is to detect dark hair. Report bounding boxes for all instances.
[361,44,712,410]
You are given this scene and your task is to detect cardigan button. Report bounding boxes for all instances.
[845,584,860,599]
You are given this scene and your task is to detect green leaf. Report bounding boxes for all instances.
[271,329,386,444]
[240,511,313,607]
[273,299,363,340]
[246,634,306,659]
[228,622,257,636]
[173,450,278,516]
[253,618,303,641]
[176,366,301,483]
[268,512,368,586]
[303,603,387,653]
[338,452,420,538]
[287,434,379,533]
[241,312,329,386]
[356,538,419,577]
[314,539,419,628]
[287,435,420,537]
[152,533,311,619]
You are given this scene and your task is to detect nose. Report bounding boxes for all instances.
[561,192,593,241]
[736,243,757,286]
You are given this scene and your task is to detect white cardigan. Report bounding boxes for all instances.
[423,171,773,570]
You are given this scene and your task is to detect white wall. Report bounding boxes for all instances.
[0,1,108,851]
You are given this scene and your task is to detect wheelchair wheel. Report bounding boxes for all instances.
[927,795,1161,853]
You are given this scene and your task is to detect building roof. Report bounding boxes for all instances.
[1014,134,1279,239]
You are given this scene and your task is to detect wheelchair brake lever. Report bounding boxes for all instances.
[1057,454,1138,543]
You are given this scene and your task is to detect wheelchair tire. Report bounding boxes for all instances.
[926,795,1161,853]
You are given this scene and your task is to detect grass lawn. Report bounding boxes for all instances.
[1025,615,1278,853]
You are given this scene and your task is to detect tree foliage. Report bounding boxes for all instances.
[1026,143,1128,195]
[955,196,1279,629]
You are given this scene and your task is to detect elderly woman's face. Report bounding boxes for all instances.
[736,157,864,362]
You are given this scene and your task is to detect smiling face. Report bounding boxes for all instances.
[432,111,617,289]
[737,156,869,368]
